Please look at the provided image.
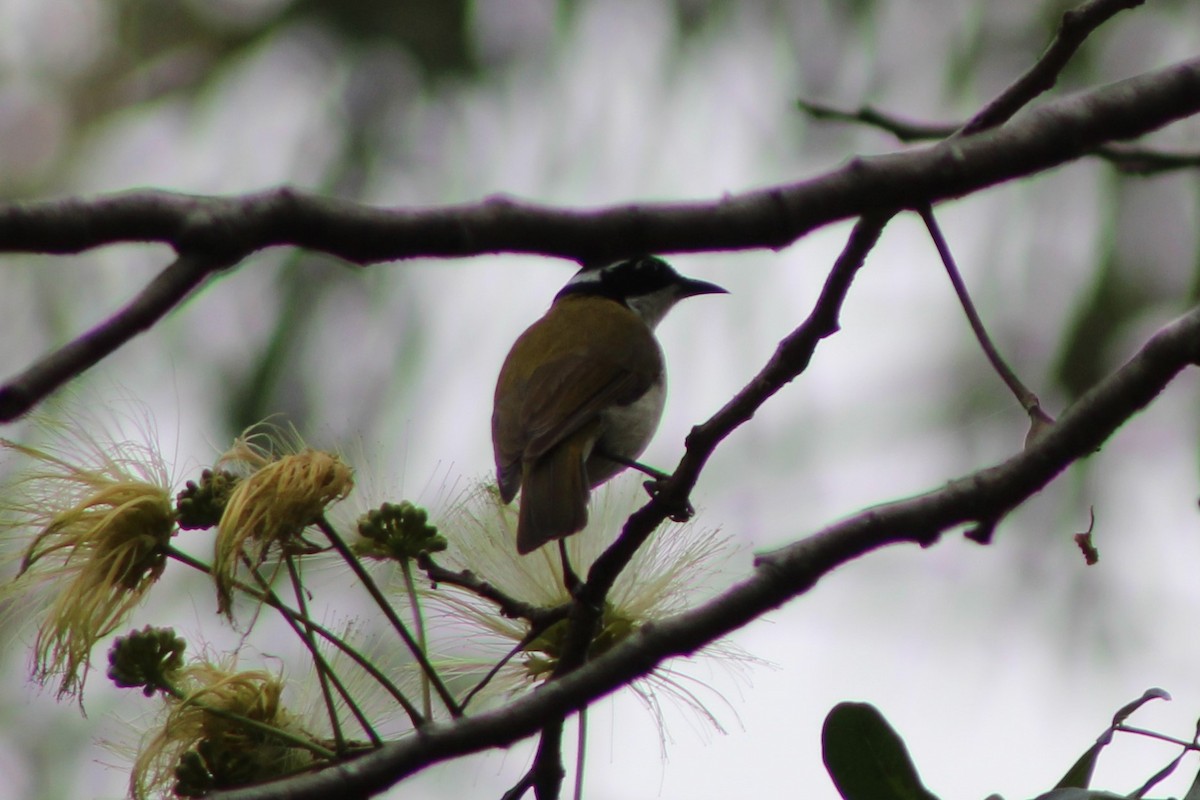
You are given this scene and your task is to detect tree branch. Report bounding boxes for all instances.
[0,252,231,420]
[583,214,889,607]
[797,100,956,142]
[1098,144,1200,175]
[800,0,1146,143]
[1,58,1197,269]
[798,101,1200,176]
[958,0,1145,135]
[212,300,1200,800]
[918,204,1055,436]
[418,554,569,629]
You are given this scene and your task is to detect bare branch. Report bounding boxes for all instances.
[211,301,1200,800]
[796,100,956,142]
[799,100,1200,176]
[918,205,1055,431]
[960,0,1146,135]
[0,252,231,421]
[1099,144,1200,175]
[801,0,1145,142]
[581,215,889,609]
[418,554,569,629]
[1,58,1197,269]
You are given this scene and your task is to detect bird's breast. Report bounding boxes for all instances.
[588,375,666,486]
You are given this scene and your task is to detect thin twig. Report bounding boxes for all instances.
[959,0,1147,135]
[500,772,535,800]
[1116,724,1200,752]
[398,559,432,720]
[586,214,890,603]
[796,99,955,142]
[1097,144,1200,175]
[798,100,1200,175]
[418,553,568,628]
[460,619,560,711]
[918,204,1055,433]
[0,251,232,421]
[800,0,1157,175]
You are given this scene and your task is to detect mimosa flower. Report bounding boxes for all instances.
[122,622,411,799]
[0,412,176,700]
[129,659,324,799]
[212,425,354,615]
[423,476,751,735]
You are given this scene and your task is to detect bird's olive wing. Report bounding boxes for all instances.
[491,297,663,496]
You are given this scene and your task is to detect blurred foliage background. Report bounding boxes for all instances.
[2,0,1200,798]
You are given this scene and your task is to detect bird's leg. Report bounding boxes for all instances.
[596,449,695,523]
[597,450,670,481]
[558,539,583,596]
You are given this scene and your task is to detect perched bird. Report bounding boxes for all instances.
[492,255,726,557]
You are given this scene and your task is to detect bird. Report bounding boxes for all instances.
[491,255,726,562]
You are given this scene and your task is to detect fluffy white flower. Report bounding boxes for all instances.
[422,475,755,741]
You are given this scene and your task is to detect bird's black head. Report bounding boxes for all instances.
[557,256,726,328]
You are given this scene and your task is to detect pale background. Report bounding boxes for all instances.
[2,1,1200,798]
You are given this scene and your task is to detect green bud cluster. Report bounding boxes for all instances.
[107,625,186,696]
[355,501,447,562]
[175,469,239,530]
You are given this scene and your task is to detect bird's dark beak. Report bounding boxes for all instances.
[680,277,728,298]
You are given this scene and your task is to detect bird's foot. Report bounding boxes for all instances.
[643,478,694,523]
[598,448,694,521]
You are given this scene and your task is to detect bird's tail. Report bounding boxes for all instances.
[517,435,591,554]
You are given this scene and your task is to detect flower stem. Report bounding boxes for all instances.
[399,558,432,720]
[164,545,423,727]
[315,516,461,718]
[283,554,345,751]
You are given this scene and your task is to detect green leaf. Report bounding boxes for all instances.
[821,702,940,800]
[1054,741,1105,791]
[1111,688,1171,727]
[1181,762,1200,800]
[1056,689,1171,790]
